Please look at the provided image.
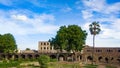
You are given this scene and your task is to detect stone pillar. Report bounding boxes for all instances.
[77,56,80,61]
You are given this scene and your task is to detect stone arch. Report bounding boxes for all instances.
[59,55,65,61]
[21,54,25,59]
[110,57,114,63]
[8,54,12,59]
[67,54,73,61]
[1,54,5,59]
[14,55,19,59]
[27,54,33,59]
[35,54,39,59]
[117,56,120,63]
[80,55,82,60]
[105,57,109,63]
[50,55,56,59]
[111,57,114,61]
[87,56,92,61]
[98,56,103,62]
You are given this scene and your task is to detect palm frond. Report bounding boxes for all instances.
[89,21,101,35]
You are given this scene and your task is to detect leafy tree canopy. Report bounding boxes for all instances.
[0,33,17,53]
[49,25,87,52]
[26,48,30,50]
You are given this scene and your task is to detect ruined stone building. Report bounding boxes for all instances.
[0,41,120,64]
[38,41,57,53]
[37,41,120,63]
[83,45,120,63]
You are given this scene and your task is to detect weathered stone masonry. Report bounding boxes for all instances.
[0,41,120,64]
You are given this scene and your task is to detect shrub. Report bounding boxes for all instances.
[106,65,117,68]
[0,60,20,67]
[84,64,98,68]
[38,55,50,68]
[50,58,58,62]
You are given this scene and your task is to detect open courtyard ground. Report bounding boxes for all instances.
[0,60,119,68]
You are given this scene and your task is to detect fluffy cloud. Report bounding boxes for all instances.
[0,9,59,50]
[81,0,120,39]
[83,19,120,47]
[11,14,28,21]
[83,18,120,39]
[82,0,106,12]
[82,0,120,15]
[80,0,120,47]
[0,10,58,35]
[104,2,120,14]
[61,7,72,12]
[81,10,93,19]
[0,0,13,6]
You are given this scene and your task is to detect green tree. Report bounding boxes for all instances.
[66,25,87,52]
[26,48,30,50]
[89,21,101,64]
[0,34,3,53]
[38,55,50,68]
[0,33,17,53]
[56,26,68,52]
[49,25,87,52]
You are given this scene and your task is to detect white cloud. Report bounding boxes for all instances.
[0,0,13,6]
[11,14,28,21]
[0,9,59,50]
[81,10,93,19]
[61,7,72,12]
[82,0,106,12]
[104,2,120,14]
[83,17,120,47]
[0,10,58,35]
[82,0,120,15]
[112,19,120,30]
[81,0,120,40]
[83,17,120,39]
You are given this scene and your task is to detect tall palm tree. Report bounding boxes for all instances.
[89,21,101,64]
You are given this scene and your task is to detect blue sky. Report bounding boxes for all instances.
[0,0,120,50]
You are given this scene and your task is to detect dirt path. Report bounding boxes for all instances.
[97,65,106,68]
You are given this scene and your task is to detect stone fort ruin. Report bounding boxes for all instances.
[0,41,120,64]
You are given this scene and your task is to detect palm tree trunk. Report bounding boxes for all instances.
[92,35,95,65]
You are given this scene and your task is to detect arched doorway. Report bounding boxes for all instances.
[35,54,39,59]
[80,55,82,60]
[98,56,103,62]
[1,54,5,59]
[8,54,12,59]
[59,55,65,61]
[21,54,25,59]
[117,56,120,63]
[67,54,73,61]
[87,56,93,61]
[50,55,56,59]
[14,55,19,59]
[27,54,32,59]
[105,57,109,63]
[111,57,114,61]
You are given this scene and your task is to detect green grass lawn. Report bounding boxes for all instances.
[83,64,98,68]
[48,62,80,68]
[0,61,20,68]
[0,61,105,68]
[106,65,117,68]
[0,60,119,68]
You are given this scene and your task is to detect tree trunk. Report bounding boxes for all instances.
[92,35,95,64]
